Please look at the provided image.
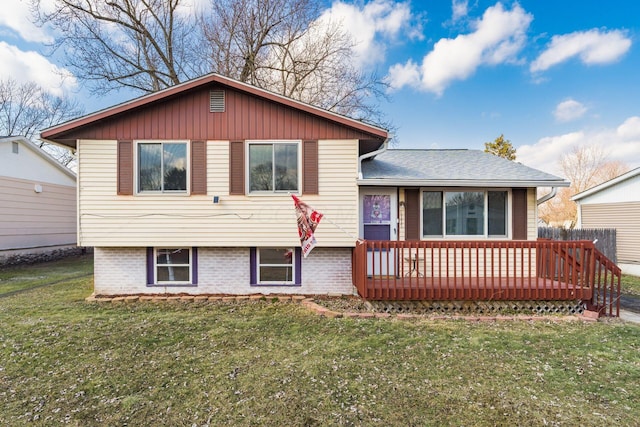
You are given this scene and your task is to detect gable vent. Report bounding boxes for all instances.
[210,90,225,112]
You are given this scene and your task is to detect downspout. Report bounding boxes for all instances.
[536,187,557,205]
[358,138,390,179]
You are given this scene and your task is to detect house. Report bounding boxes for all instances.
[40,73,620,315]
[0,136,77,264]
[572,167,640,276]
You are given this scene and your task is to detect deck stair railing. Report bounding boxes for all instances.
[352,239,620,317]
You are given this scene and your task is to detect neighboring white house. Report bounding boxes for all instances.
[572,167,640,276]
[0,136,77,264]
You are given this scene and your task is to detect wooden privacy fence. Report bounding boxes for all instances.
[539,227,616,264]
[352,239,621,317]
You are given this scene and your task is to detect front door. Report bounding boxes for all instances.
[360,189,397,275]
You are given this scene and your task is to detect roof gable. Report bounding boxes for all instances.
[0,136,76,184]
[41,73,388,148]
[360,149,569,187]
[572,166,640,202]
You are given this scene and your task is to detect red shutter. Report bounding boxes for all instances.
[117,140,133,195]
[512,188,528,240]
[229,141,245,195]
[404,189,420,240]
[302,140,318,195]
[191,140,207,195]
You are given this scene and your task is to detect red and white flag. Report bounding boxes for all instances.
[292,195,323,258]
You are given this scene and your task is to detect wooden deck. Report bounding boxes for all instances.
[364,276,592,301]
[352,239,621,316]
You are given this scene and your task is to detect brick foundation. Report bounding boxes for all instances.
[93,247,355,296]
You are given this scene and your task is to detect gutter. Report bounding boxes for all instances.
[536,187,557,205]
[356,179,569,188]
[358,138,390,179]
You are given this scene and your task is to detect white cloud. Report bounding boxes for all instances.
[554,99,587,122]
[530,29,631,73]
[517,117,640,176]
[617,116,640,140]
[0,0,55,43]
[0,41,77,97]
[387,60,421,89]
[319,0,422,67]
[387,2,533,95]
[451,0,469,22]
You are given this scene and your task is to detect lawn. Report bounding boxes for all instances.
[1,257,639,426]
[0,254,93,296]
[622,274,640,296]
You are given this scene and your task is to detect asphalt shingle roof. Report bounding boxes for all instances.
[361,149,568,187]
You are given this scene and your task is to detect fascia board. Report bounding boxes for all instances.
[357,179,571,187]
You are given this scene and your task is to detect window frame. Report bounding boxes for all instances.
[149,247,195,286]
[246,140,302,194]
[135,140,190,195]
[250,247,302,286]
[420,188,511,239]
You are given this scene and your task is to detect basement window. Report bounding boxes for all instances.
[250,247,302,286]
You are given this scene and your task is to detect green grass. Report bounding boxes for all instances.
[0,254,93,296]
[1,258,639,426]
[622,275,640,296]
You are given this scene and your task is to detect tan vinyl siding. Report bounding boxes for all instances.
[78,139,358,247]
[580,202,640,263]
[0,176,76,250]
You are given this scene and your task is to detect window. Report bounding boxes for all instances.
[248,142,299,192]
[154,248,192,284]
[422,192,443,236]
[12,141,19,154]
[138,142,187,193]
[422,190,508,238]
[446,191,484,235]
[488,191,507,236]
[251,248,301,285]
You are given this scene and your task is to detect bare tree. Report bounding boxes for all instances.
[0,79,83,166]
[31,0,201,94]
[199,0,388,123]
[539,145,629,227]
[31,0,390,125]
[560,145,627,193]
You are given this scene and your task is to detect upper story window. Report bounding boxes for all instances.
[138,142,187,193]
[422,190,508,238]
[12,141,19,154]
[248,141,299,193]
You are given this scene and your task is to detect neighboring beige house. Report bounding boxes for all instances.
[0,136,77,264]
[573,167,640,276]
[40,73,574,299]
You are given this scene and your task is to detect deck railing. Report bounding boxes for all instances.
[352,239,620,316]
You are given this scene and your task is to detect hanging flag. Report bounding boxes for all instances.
[292,194,323,258]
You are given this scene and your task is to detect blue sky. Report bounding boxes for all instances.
[1,0,639,176]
